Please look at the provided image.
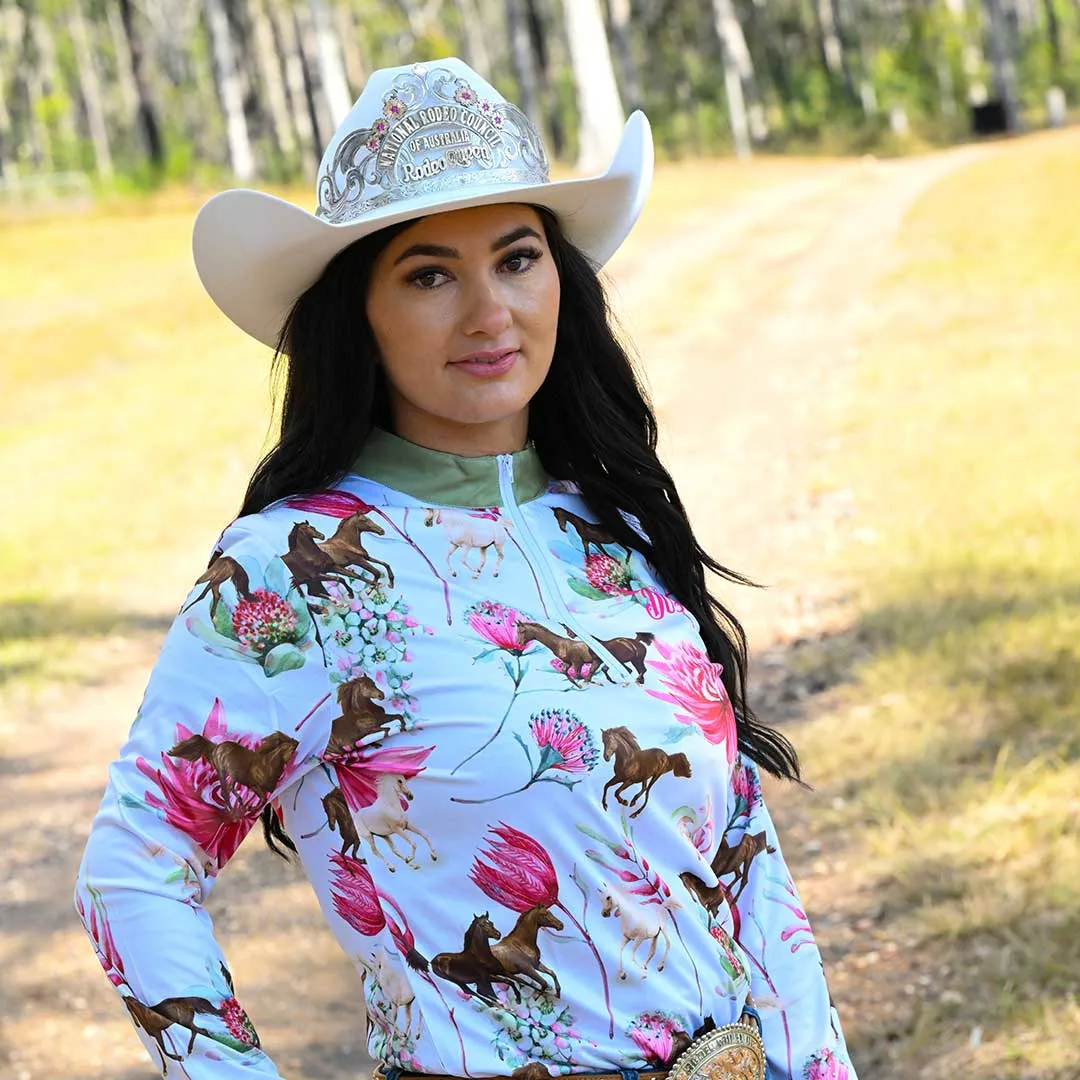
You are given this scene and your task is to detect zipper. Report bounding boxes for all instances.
[497,454,633,681]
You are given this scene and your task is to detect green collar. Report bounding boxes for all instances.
[349,428,548,507]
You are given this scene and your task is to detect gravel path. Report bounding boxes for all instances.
[0,144,984,1080]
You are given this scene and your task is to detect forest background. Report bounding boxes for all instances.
[2,3,1080,1080]
[1,0,1079,190]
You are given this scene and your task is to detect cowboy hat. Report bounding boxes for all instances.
[192,57,653,349]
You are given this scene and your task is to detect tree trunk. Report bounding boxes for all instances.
[69,0,113,180]
[562,0,625,172]
[106,3,140,126]
[505,0,543,133]
[814,0,857,102]
[31,13,79,153]
[292,0,332,151]
[204,0,256,180]
[308,0,352,126]
[454,0,492,77]
[709,0,767,156]
[266,0,318,173]
[250,0,297,161]
[983,0,1021,129]
[117,0,165,171]
[606,0,643,113]
[1042,0,1062,71]
[0,0,22,178]
[333,2,368,93]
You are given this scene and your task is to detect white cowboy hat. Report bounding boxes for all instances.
[193,56,653,349]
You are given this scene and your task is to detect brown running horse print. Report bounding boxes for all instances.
[183,553,252,620]
[551,506,623,557]
[300,786,362,857]
[489,904,564,999]
[601,726,692,818]
[281,513,394,598]
[431,912,526,1006]
[168,730,299,804]
[679,830,777,913]
[326,675,404,755]
[122,994,223,1073]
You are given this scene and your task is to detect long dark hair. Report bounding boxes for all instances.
[241,206,800,857]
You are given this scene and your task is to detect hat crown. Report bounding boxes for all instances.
[316,58,550,225]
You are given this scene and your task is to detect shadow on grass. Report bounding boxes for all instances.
[0,599,173,686]
[756,568,1080,1078]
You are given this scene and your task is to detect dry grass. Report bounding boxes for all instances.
[784,130,1080,1077]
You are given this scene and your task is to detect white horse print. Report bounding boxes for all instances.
[372,945,421,1042]
[598,881,681,980]
[354,772,438,872]
[423,508,509,579]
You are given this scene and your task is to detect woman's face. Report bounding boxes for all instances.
[366,202,560,453]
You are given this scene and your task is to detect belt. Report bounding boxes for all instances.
[373,1008,765,1080]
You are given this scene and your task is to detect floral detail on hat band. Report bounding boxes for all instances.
[317,65,549,226]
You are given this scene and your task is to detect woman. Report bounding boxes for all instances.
[76,58,856,1080]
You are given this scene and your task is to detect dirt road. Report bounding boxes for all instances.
[0,144,983,1080]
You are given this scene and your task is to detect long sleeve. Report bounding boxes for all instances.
[74,521,331,1078]
[727,757,857,1080]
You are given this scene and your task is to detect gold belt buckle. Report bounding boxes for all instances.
[667,1014,766,1080]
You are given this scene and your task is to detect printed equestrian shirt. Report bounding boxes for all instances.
[76,430,857,1080]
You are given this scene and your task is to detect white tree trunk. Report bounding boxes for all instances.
[250,0,297,159]
[505,0,542,133]
[309,0,352,125]
[32,14,79,149]
[455,0,492,77]
[69,0,113,180]
[0,0,22,177]
[292,0,334,148]
[106,3,140,123]
[562,0,625,173]
[204,0,256,180]
[817,0,844,79]
[710,0,763,157]
[983,0,1021,129]
[332,2,368,93]
[607,0,643,110]
[267,0,318,171]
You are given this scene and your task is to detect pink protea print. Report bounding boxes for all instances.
[136,699,267,867]
[470,822,559,912]
[804,1047,849,1080]
[529,709,599,776]
[466,599,526,652]
[328,743,435,812]
[585,552,633,594]
[627,1010,686,1066]
[384,95,406,119]
[231,589,299,654]
[731,759,762,815]
[221,996,260,1047]
[646,639,737,763]
[76,886,126,987]
[329,850,387,936]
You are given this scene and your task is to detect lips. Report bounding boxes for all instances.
[450,348,518,365]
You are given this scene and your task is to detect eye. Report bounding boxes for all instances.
[408,267,451,290]
[500,246,544,274]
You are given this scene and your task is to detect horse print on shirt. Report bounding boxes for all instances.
[282,511,395,598]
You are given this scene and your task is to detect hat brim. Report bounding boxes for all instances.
[192,111,653,349]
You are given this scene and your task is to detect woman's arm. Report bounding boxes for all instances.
[75,522,329,1078]
[726,757,857,1080]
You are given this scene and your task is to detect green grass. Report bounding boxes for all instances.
[790,130,1080,1076]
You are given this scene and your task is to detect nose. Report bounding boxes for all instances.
[461,277,513,337]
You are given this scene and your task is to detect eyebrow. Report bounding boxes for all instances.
[392,225,543,265]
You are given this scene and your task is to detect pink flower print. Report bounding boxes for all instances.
[231,589,299,654]
[367,136,381,151]
[329,850,387,936]
[454,84,478,106]
[327,743,435,812]
[529,709,599,776]
[470,822,559,912]
[731,760,761,815]
[221,996,260,1047]
[384,95,406,119]
[804,1048,849,1080]
[492,113,504,127]
[675,802,713,858]
[627,1011,687,1066]
[372,117,389,136]
[136,699,270,867]
[646,639,737,764]
[466,599,526,652]
[76,887,126,987]
[478,99,493,114]
[585,551,633,594]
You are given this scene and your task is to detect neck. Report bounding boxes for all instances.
[388,403,529,457]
